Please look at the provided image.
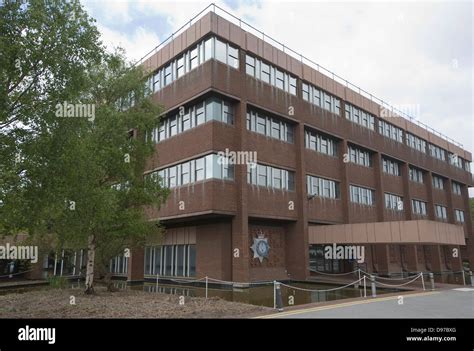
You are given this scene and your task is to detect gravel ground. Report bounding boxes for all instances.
[0,286,270,318]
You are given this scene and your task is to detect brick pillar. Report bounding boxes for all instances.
[373,153,385,222]
[447,245,463,271]
[127,247,144,283]
[402,245,420,272]
[429,245,443,273]
[445,179,455,224]
[340,139,350,223]
[425,172,435,220]
[231,96,250,282]
[285,121,309,281]
[401,162,413,220]
[374,244,389,274]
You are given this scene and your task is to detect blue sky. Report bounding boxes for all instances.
[82,0,473,186]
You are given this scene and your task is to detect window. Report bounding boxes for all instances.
[307,175,339,199]
[428,144,446,161]
[190,47,199,70]
[144,244,195,277]
[289,77,297,95]
[412,199,427,216]
[406,133,426,153]
[435,205,448,220]
[247,108,294,143]
[195,158,204,181]
[227,45,239,69]
[348,146,371,167]
[245,55,256,76]
[382,158,400,176]
[302,83,310,101]
[275,69,284,90]
[169,116,177,137]
[385,193,403,211]
[153,71,161,92]
[345,103,376,130]
[409,167,423,183]
[164,64,172,86]
[181,110,190,131]
[432,175,444,189]
[150,154,234,189]
[452,182,462,195]
[257,165,267,186]
[204,37,213,61]
[248,163,295,191]
[260,62,270,84]
[271,120,281,139]
[455,209,465,223]
[349,185,375,206]
[302,81,340,115]
[176,56,185,78]
[149,37,238,95]
[379,120,403,142]
[215,39,227,64]
[246,54,297,95]
[305,130,337,156]
[181,162,190,185]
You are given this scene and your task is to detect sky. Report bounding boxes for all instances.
[82,0,473,190]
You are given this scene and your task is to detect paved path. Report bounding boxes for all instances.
[258,288,474,318]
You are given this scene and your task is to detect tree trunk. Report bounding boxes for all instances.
[84,235,95,294]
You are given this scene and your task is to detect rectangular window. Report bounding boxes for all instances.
[384,193,404,211]
[409,167,423,183]
[452,182,462,195]
[302,83,310,101]
[260,62,270,84]
[350,185,375,206]
[257,165,267,186]
[412,199,427,216]
[245,55,256,76]
[455,209,465,223]
[435,205,448,220]
[177,56,185,78]
[181,162,190,185]
[190,47,199,70]
[432,175,444,189]
[204,37,213,61]
[227,45,239,69]
[215,39,227,64]
[164,64,172,86]
[195,158,204,182]
[289,77,297,95]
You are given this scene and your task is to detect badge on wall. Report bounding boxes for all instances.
[250,230,270,263]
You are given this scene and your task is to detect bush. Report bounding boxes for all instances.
[47,276,68,289]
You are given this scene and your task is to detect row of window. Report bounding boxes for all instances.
[145,154,234,189]
[247,163,295,191]
[455,209,465,223]
[245,55,297,95]
[110,254,128,275]
[412,199,427,216]
[406,133,427,153]
[304,130,338,156]
[379,120,403,143]
[349,185,376,206]
[452,182,462,195]
[302,82,341,115]
[246,108,294,143]
[409,167,424,183]
[382,158,401,176]
[148,97,233,143]
[385,193,403,211]
[144,245,196,277]
[345,103,375,130]
[307,175,339,199]
[429,144,446,161]
[435,205,448,220]
[432,175,444,189]
[349,146,372,167]
[148,37,238,95]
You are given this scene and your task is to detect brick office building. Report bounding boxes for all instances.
[121,7,474,284]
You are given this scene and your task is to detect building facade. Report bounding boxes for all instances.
[121,9,474,284]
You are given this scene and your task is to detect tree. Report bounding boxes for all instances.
[1,1,168,293]
[1,0,103,233]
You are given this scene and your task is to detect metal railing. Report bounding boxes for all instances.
[135,3,463,149]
